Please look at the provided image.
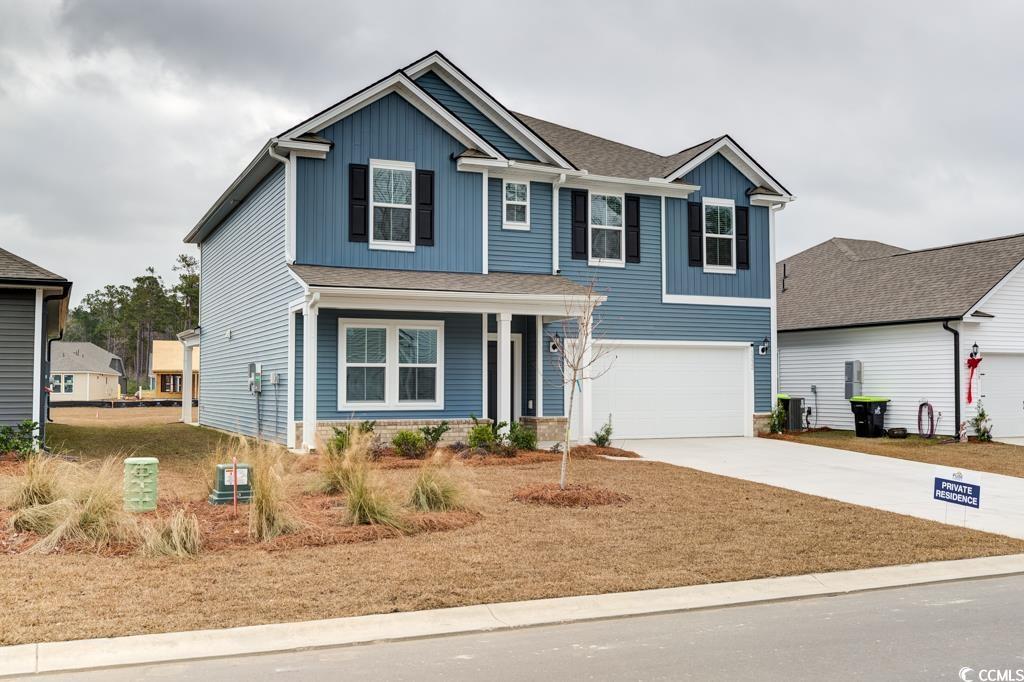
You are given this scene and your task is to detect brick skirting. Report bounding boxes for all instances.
[296,418,488,450]
[520,416,568,441]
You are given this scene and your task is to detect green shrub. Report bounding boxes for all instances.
[769,404,787,434]
[326,420,376,455]
[0,420,39,460]
[409,465,464,512]
[591,416,613,447]
[392,430,428,459]
[419,421,451,448]
[508,421,537,451]
[467,422,496,450]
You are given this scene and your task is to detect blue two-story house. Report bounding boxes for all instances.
[185,51,794,450]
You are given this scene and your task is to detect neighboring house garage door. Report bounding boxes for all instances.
[977,353,1024,438]
[578,342,753,440]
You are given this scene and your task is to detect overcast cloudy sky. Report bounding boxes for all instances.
[3,0,1022,305]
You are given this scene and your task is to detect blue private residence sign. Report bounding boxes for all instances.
[933,475,981,509]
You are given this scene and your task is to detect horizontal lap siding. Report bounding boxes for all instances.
[557,189,772,412]
[413,71,536,161]
[296,92,482,273]
[488,179,551,274]
[0,289,35,426]
[200,166,299,443]
[308,309,483,420]
[779,323,955,434]
[665,153,771,299]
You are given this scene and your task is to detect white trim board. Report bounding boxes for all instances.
[283,71,503,161]
[402,52,575,170]
[661,294,772,308]
[664,136,793,200]
[32,289,42,439]
[310,286,604,317]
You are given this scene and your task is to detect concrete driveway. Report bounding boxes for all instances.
[617,437,1024,540]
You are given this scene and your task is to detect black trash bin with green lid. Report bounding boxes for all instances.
[849,396,890,437]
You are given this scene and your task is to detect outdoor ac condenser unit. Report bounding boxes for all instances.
[845,360,863,399]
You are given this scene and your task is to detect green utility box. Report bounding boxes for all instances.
[123,457,159,512]
[208,463,253,505]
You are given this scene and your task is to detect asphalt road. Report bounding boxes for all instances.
[36,575,1024,681]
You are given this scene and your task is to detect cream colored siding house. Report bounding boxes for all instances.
[49,341,125,402]
[149,339,200,399]
[778,235,1024,437]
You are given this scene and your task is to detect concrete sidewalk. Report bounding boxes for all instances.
[619,437,1024,539]
[3,553,1024,677]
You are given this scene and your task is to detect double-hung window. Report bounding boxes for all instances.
[51,374,73,394]
[703,198,736,273]
[369,159,415,251]
[339,319,444,410]
[502,180,529,230]
[589,192,625,267]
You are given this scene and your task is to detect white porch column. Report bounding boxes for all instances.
[180,344,193,424]
[302,294,320,451]
[496,312,512,429]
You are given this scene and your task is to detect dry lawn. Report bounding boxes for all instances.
[773,430,1024,479]
[50,406,197,427]
[3,446,1024,645]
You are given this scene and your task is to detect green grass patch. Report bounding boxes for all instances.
[46,424,232,466]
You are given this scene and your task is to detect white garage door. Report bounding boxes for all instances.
[977,354,1024,438]
[579,343,752,439]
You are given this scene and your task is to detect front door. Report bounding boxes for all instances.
[487,340,517,423]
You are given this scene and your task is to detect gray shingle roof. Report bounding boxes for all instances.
[778,235,1024,331]
[50,342,124,375]
[0,247,67,283]
[290,264,591,297]
[512,112,722,181]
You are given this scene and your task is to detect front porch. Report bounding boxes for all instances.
[287,265,598,451]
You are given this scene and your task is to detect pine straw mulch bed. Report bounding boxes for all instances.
[512,482,631,507]
[373,445,640,469]
[4,454,1024,646]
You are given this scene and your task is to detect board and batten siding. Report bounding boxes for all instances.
[488,179,552,274]
[556,189,772,412]
[0,289,36,426]
[959,263,1024,423]
[295,92,483,273]
[778,322,956,434]
[665,153,771,299]
[295,309,483,421]
[413,71,536,162]
[199,166,300,443]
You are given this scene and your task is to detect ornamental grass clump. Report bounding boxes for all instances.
[2,452,65,511]
[140,509,202,558]
[247,443,300,542]
[14,457,136,554]
[408,462,464,512]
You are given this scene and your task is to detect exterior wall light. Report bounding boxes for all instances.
[970,342,980,358]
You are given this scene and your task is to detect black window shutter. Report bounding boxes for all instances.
[625,194,640,263]
[348,163,368,242]
[415,169,434,246]
[571,190,588,260]
[735,206,750,270]
[687,201,703,267]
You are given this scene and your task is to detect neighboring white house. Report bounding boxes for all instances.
[778,235,1024,438]
[49,341,125,402]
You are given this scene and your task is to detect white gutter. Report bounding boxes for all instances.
[552,173,565,274]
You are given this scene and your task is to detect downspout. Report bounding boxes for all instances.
[268,140,294,263]
[942,320,960,434]
[42,283,72,447]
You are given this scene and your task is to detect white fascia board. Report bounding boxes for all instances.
[283,72,503,161]
[750,194,794,207]
[664,137,791,199]
[404,54,575,171]
[311,286,605,317]
[274,139,331,157]
[461,158,697,198]
[965,256,1024,318]
[592,338,754,349]
[662,293,773,308]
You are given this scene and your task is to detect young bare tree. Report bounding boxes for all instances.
[547,282,614,489]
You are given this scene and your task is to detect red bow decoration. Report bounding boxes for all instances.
[966,356,983,404]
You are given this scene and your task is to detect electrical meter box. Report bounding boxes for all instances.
[248,362,263,394]
[208,463,253,505]
[123,457,159,512]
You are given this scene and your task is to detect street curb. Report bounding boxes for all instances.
[4,553,1024,676]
